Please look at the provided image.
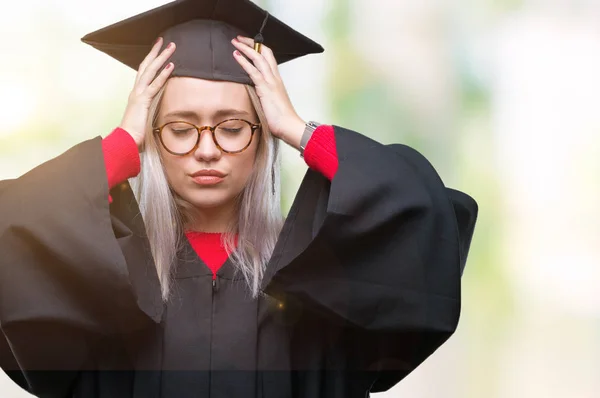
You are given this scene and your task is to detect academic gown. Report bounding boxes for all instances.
[0,126,478,398]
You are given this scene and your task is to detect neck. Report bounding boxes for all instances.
[185,201,238,233]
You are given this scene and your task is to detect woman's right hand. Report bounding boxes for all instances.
[119,37,176,149]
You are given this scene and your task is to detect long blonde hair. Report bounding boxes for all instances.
[130,83,285,301]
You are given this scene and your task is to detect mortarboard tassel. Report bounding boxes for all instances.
[254,11,269,53]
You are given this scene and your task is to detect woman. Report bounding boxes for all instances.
[0,1,478,397]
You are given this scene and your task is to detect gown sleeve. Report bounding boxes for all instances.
[260,125,478,393]
[0,137,163,397]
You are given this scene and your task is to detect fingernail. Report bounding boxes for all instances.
[234,50,241,56]
[167,42,174,49]
[155,37,162,45]
[166,62,173,69]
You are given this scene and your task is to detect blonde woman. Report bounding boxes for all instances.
[0,1,478,397]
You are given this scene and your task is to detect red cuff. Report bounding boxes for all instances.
[303,125,338,181]
[102,127,141,203]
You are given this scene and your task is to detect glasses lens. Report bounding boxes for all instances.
[161,122,198,154]
[215,120,253,152]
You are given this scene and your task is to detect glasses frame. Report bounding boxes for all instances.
[153,118,261,155]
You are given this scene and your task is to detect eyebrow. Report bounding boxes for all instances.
[163,108,252,120]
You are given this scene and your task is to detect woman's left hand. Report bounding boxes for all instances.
[232,36,305,146]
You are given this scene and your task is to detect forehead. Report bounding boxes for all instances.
[160,77,253,119]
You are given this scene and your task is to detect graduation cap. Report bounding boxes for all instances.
[81,0,324,85]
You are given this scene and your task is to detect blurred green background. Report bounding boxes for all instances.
[1,0,599,397]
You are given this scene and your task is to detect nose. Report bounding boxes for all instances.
[193,128,222,162]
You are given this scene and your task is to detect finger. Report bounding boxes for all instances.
[234,36,278,75]
[147,62,174,97]
[232,38,276,83]
[136,37,164,85]
[234,35,255,48]
[259,46,279,78]
[138,42,176,89]
[236,35,279,78]
[138,42,176,87]
[233,50,266,85]
[137,37,163,81]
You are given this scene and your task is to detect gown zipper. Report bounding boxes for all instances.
[212,273,220,292]
[209,272,218,396]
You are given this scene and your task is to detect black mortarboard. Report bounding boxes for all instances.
[81,0,324,86]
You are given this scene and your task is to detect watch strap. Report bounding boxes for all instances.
[299,121,321,158]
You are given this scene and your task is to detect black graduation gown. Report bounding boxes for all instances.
[0,126,478,398]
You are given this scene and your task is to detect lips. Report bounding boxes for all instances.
[190,169,226,186]
[192,175,223,183]
[190,169,226,178]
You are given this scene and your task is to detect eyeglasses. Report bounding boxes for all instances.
[153,119,261,155]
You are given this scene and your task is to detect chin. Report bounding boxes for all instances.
[184,191,235,209]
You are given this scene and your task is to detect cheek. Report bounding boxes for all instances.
[161,153,185,187]
[232,149,258,189]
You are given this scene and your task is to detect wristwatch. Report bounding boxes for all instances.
[299,121,321,158]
